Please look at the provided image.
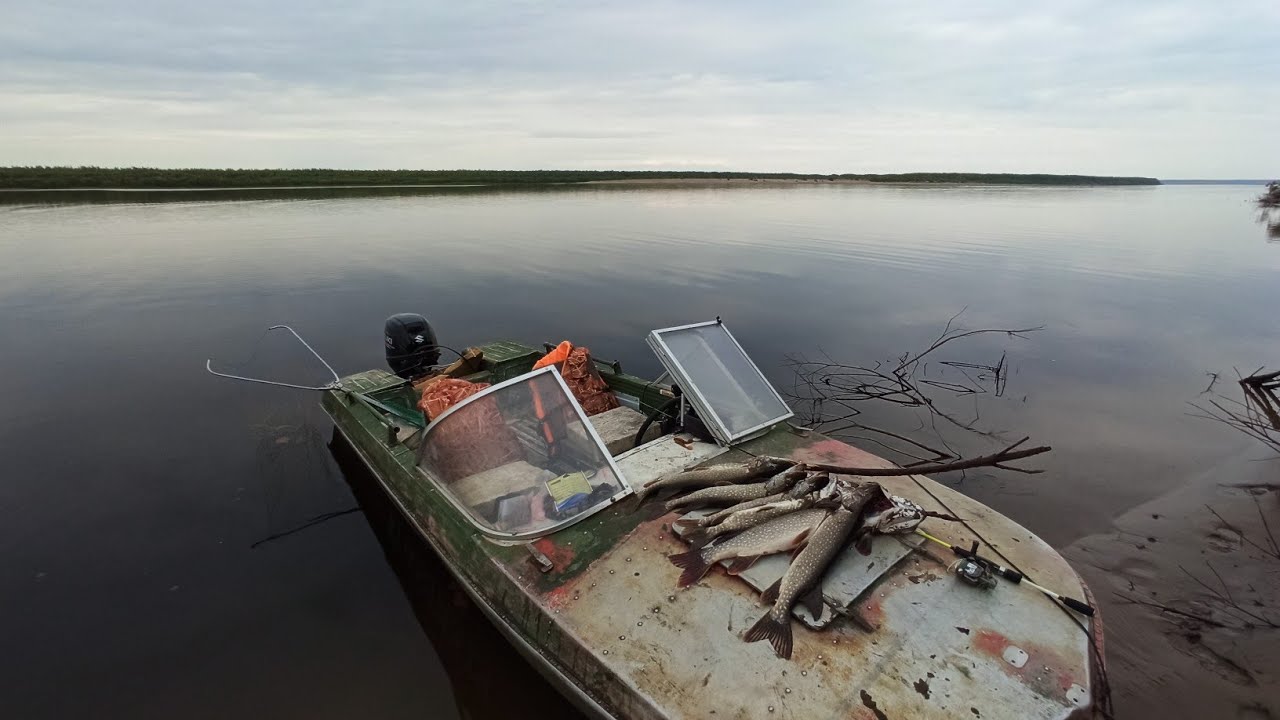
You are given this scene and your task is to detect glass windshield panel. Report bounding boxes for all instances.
[416,367,627,539]
[650,322,793,443]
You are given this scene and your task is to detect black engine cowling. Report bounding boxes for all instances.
[384,313,441,380]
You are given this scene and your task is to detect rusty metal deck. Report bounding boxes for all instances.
[325,369,1102,720]
[544,442,1099,720]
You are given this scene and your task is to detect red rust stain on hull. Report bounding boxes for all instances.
[794,439,898,469]
[860,597,886,628]
[972,628,1085,700]
[533,536,580,607]
[533,537,577,571]
[973,629,1010,656]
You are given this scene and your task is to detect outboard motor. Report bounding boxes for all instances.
[384,313,441,380]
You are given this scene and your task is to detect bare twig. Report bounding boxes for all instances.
[1190,368,1280,456]
[1179,563,1279,628]
[1113,592,1232,629]
[1202,372,1219,395]
[1254,493,1280,557]
[1206,505,1280,560]
[1205,561,1235,605]
[762,437,1049,477]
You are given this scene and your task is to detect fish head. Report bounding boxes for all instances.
[751,456,794,475]
[816,475,843,500]
[764,464,808,493]
[788,470,828,497]
[834,479,880,510]
[870,495,928,534]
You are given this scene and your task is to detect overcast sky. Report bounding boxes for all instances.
[2,1,1275,177]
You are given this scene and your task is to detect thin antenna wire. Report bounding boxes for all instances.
[206,325,341,390]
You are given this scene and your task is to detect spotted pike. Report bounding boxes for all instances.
[673,470,826,530]
[667,508,830,588]
[663,465,806,512]
[683,494,824,548]
[634,456,794,505]
[744,482,881,659]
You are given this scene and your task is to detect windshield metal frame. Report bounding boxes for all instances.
[414,365,631,541]
[646,320,794,445]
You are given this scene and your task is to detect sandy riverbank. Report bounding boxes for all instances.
[1063,455,1278,719]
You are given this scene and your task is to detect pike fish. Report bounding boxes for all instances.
[634,456,794,506]
[663,465,807,512]
[667,508,830,588]
[683,494,827,548]
[674,470,827,530]
[744,482,881,659]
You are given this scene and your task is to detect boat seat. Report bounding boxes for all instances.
[450,460,557,509]
[585,405,660,456]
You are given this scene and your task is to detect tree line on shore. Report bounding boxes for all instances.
[0,166,1161,189]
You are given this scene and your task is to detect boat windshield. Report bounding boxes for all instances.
[647,320,794,445]
[415,366,629,540]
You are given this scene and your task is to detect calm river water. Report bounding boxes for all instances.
[1,183,1275,718]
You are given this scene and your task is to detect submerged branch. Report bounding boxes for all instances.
[1191,367,1280,456]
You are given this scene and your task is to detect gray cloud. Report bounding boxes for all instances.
[2,0,1276,175]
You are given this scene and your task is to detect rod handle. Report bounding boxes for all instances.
[998,567,1024,583]
[1061,596,1095,616]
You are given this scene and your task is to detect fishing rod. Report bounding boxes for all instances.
[915,528,1095,616]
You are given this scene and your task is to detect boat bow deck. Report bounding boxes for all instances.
[325,368,1102,720]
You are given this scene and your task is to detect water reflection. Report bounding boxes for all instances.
[2,183,1278,718]
[329,435,586,720]
[1256,182,1280,240]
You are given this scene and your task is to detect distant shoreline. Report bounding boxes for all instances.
[0,167,1161,190]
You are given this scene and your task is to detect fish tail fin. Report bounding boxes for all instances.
[743,612,794,659]
[667,550,712,587]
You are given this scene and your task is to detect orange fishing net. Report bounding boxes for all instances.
[534,342,620,416]
[418,378,523,478]
[418,377,488,421]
